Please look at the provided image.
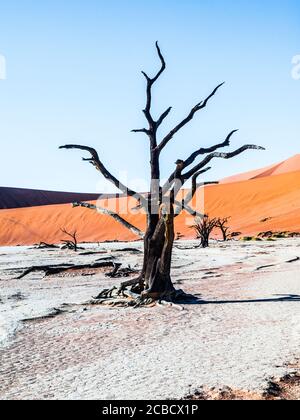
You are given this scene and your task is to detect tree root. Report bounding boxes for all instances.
[91,283,197,309]
[91,286,155,308]
[105,263,139,278]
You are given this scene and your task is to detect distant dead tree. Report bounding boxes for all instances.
[60,228,79,252]
[193,216,218,248]
[60,42,264,304]
[216,217,231,241]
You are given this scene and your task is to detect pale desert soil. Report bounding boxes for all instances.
[0,239,299,400]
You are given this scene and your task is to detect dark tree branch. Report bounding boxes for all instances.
[170,144,264,200]
[174,176,218,218]
[59,144,147,208]
[190,178,219,205]
[191,170,219,198]
[142,41,166,85]
[142,41,166,128]
[183,144,266,180]
[162,130,236,195]
[139,42,168,209]
[156,107,172,128]
[193,215,218,248]
[162,166,211,196]
[215,217,231,241]
[174,200,204,218]
[157,82,225,152]
[60,228,78,251]
[139,42,167,200]
[72,201,144,238]
[131,128,150,135]
[183,130,237,169]
[191,171,205,199]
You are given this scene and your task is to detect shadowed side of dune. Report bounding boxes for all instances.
[0,187,126,209]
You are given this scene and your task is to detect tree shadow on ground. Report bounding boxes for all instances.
[182,294,300,305]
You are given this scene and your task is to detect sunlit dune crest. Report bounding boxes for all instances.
[221,154,300,184]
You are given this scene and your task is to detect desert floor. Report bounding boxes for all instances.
[0,239,299,400]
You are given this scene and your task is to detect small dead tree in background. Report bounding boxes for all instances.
[216,217,231,241]
[60,228,78,252]
[193,216,218,248]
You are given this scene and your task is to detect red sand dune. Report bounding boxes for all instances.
[221,154,300,184]
[0,168,300,246]
[202,170,300,236]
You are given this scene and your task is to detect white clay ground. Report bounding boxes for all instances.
[0,239,299,400]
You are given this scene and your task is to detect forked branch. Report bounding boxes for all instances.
[60,228,78,251]
[174,176,218,218]
[59,144,147,208]
[183,129,238,169]
[156,107,172,128]
[141,41,166,127]
[162,130,237,194]
[174,200,204,218]
[193,215,219,248]
[216,217,231,241]
[183,144,265,180]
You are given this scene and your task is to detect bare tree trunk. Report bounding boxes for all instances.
[142,207,175,299]
[221,229,227,242]
[215,217,230,241]
[201,235,209,248]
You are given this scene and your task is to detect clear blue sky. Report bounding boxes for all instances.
[0,0,299,193]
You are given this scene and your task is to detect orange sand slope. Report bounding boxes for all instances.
[221,154,300,184]
[0,169,300,246]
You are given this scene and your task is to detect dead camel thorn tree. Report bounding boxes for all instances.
[193,215,218,248]
[60,42,264,305]
[60,228,79,252]
[216,217,231,241]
